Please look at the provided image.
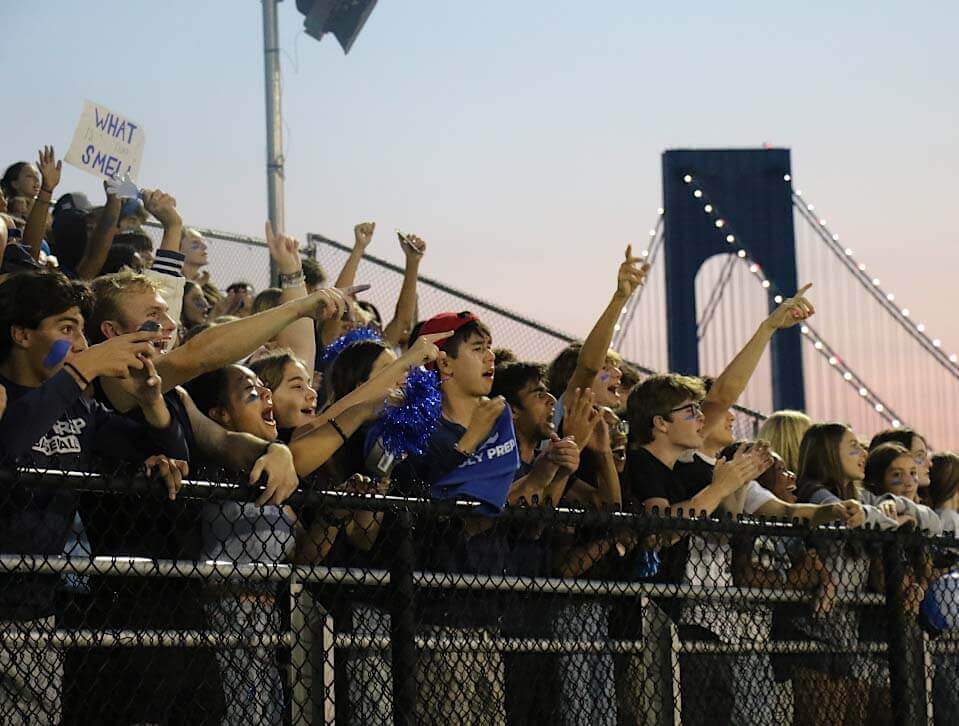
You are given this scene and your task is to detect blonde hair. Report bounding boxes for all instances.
[758,409,812,473]
[88,271,160,343]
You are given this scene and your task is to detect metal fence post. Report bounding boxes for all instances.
[390,509,417,725]
[882,535,925,725]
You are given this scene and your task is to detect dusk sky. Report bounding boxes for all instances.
[4,1,957,356]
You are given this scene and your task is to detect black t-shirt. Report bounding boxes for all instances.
[622,447,700,594]
[673,453,716,512]
[623,446,700,512]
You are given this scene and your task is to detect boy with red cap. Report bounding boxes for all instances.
[402,311,523,725]
[406,311,518,515]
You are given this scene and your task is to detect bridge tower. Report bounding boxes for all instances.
[662,148,805,411]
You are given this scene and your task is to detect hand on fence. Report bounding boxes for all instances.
[144,455,189,501]
[615,244,651,299]
[562,387,598,450]
[143,189,181,229]
[354,221,375,251]
[841,499,866,528]
[37,145,61,193]
[251,443,299,506]
[765,282,815,330]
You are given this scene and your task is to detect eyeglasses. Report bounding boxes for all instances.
[667,402,703,419]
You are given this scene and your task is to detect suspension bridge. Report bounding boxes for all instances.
[614,148,958,449]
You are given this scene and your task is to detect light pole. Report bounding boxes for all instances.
[262,0,285,284]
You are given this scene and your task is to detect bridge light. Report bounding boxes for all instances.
[858,387,868,396]
[875,403,884,412]
[774,295,783,303]
[761,280,771,288]
[843,372,853,381]
[725,234,735,243]
[714,219,725,228]
[783,174,791,181]
[703,204,713,213]
[737,249,746,258]
[891,419,901,428]
[683,174,693,183]
[693,190,703,198]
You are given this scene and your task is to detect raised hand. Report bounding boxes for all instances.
[144,455,189,501]
[105,174,139,199]
[37,145,62,194]
[354,221,375,251]
[616,245,651,299]
[265,220,302,275]
[143,189,181,229]
[562,387,599,450]
[399,232,426,259]
[766,283,815,330]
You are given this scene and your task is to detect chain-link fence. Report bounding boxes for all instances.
[1,465,954,725]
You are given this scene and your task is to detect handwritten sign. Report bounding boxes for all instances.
[64,100,145,181]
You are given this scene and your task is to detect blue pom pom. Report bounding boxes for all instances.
[369,367,442,458]
[319,327,382,369]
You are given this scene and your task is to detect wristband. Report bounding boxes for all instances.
[64,362,91,387]
[279,270,305,289]
[329,417,348,443]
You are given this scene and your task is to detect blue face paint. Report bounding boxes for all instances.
[138,320,161,332]
[42,339,72,369]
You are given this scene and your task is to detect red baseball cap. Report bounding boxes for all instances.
[416,311,480,349]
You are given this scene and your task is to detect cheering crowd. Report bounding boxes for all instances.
[1,145,958,726]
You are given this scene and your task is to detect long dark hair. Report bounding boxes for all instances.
[325,340,390,404]
[930,453,959,510]
[796,422,855,501]
[863,442,911,496]
[1,162,27,198]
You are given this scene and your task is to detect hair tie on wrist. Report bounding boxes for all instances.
[329,417,348,443]
[64,362,91,387]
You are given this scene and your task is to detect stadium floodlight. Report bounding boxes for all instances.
[295,0,380,53]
